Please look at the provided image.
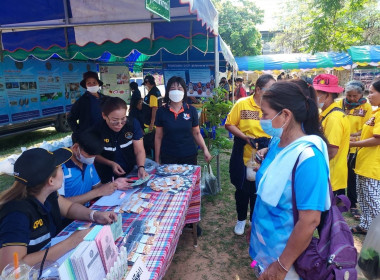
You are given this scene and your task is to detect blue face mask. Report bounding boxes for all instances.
[259,111,285,138]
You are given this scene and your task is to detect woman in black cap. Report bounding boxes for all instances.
[0,148,117,271]
[67,71,106,140]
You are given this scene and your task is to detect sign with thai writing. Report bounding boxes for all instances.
[145,0,170,22]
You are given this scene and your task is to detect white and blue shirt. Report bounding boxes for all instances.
[59,159,101,205]
[250,137,329,279]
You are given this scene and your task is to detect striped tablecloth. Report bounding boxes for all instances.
[57,166,201,280]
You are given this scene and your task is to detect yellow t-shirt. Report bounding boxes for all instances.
[355,108,380,180]
[336,99,372,153]
[320,103,351,191]
[225,96,269,165]
[149,95,158,108]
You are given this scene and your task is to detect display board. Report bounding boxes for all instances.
[0,57,95,125]
[99,65,131,104]
[162,64,216,97]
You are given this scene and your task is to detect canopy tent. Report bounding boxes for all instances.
[236,52,353,72]
[348,45,380,67]
[109,36,237,73]
[0,0,219,62]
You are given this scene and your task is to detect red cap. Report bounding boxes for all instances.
[313,74,344,93]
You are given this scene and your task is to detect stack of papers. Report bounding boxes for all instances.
[95,225,118,273]
[61,241,106,280]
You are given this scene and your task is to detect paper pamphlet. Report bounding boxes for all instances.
[110,213,124,241]
[126,257,150,280]
[95,225,118,273]
[93,189,139,207]
[69,240,106,280]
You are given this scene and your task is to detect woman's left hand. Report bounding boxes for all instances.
[204,150,213,163]
[258,261,288,280]
[93,211,118,225]
[138,167,149,179]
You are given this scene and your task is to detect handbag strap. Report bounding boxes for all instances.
[291,156,301,225]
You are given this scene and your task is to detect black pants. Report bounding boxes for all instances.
[235,178,256,222]
[333,188,346,196]
[161,153,198,165]
[347,153,357,208]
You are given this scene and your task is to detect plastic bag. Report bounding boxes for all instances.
[201,164,220,196]
[358,214,380,279]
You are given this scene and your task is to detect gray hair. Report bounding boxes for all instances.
[345,80,365,95]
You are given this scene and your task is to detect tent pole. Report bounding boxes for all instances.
[232,67,235,104]
[215,36,219,90]
[0,16,199,32]
[62,0,70,58]
[350,65,353,80]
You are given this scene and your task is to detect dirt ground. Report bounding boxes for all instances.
[163,154,367,280]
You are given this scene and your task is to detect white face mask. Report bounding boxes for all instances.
[317,96,324,109]
[87,85,100,94]
[169,89,184,102]
[77,147,95,165]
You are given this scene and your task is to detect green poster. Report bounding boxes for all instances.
[145,0,170,22]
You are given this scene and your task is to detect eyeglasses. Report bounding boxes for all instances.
[107,117,127,126]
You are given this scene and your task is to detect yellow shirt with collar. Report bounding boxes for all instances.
[355,108,380,180]
[320,103,351,191]
[226,96,269,165]
[336,99,372,153]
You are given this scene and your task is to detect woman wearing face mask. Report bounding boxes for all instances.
[313,74,351,196]
[154,76,212,165]
[94,97,148,183]
[68,71,105,141]
[337,80,372,219]
[225,74,275,236]
[250,81,330,280]
[59,129,125,207]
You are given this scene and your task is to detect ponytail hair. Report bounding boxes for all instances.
[263,81,327,144]
[0,168,58,210]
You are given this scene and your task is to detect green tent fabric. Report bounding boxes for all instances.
[348,45,380,65]
[3,35,215,62]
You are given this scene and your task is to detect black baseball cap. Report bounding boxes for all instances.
[14,148,72,188]
[142,75,155,85]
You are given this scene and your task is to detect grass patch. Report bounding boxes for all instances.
[0,128,71,158]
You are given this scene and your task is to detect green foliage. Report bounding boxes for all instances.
[272,0,380,53]
[212,0,263,56]
[361,248,379,260]
[201,87,233,155]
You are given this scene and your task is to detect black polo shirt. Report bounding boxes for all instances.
[155,103,199,157]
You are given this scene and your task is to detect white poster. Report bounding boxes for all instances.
[100,65,131,104]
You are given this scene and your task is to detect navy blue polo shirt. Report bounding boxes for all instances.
[0,198,56,249]
[155,103,199,157]
[114,118,144,170]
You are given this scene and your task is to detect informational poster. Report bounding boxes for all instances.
[0,57,95,125]
[163,64,216,97]
[99,65,130,104]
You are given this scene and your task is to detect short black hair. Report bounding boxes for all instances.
[130,82,139,90]
[75,129,104,155]
[255,74,275,91]
[164,76,188,104]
